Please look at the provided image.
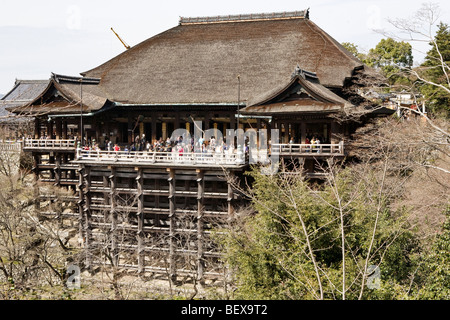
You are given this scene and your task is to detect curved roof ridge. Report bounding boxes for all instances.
[179,9,309,25]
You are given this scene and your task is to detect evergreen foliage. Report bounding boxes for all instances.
[419,22,450,117]
[217,166,420,300]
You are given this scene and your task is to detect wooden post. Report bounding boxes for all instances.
[227,171,235,216]
[47,119,53,138]
[83,165,92,269]
[109,167,118,267]
[136,168,145,273]
[301,121,306,144]
[229,112,235,131]
[34,118,40,139]
[151,113,157,143]
[204,113,210,132]
[196,170,205,283]
[55,118,62,140]
[33,154,40,211]
[62,120,68,139]
[128,115,133,145]
[154,178,160,227]
[76,165,85,253]
[184,179,190,207]
[54,154,61,186]
[175,113,180,133]
[168,168,176,282]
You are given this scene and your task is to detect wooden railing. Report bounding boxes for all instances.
[21,139,345,162]
[271,142,344,156]
[0,141,22,152]
[23,139,77,149]
[76,149,246,166]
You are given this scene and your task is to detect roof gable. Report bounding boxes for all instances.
[7,74,107,115]
[241,68,352,115]
[0,79,49,120]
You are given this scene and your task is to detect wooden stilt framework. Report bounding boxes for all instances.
[34,153,243,280]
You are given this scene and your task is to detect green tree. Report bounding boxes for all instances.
[342,42,367,62]
[364,38,413,86]
[415,206,450,299]
[218,163,419,300]
[420,22,450,117]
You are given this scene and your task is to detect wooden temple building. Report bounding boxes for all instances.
[5,10,389,281]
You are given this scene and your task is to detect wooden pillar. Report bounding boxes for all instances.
[128,115,133,145]
[175,113,180,132]
[76,165,85,250]
[301,121,306,144]
[168,168,176,281]
[109,167,118,267]
[291,122,297,143]
[136,168,145,273]
[284,121,290,143]
[162,122,167,141]
[62,120,68,139]
[151,113,157,143]
[34,118,40,139]
[54,153,61,186]
[196,170,205,282]
[49,152,55,180]
[184,179,190,207]
[227,171,235,216]
[83,165,92,269]
[330,121,338,144]
[55,118,62,140]
[229,112,235,131]
[33,154,40,210]
[47,119,53,138]
[204,113,210,132]
[102,173,110,222]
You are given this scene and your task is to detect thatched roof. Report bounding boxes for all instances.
[0,79,49,121]
[242,68,353,115]
[80,10,365,107]
[10,10,372,115]
[7,74,108,115]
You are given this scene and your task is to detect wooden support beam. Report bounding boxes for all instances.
[168,168,176,282]
[34,118,40,139]
[227,171,235,216]
[151,112,157,143]
[197,170,205,283]
[55,118,62,140]
[77,165,85,254]
[128,115,133,145]
[47,119,53,139]
[136,168,145,273]
[62,120,68,139]
[301,121,306,144]
[54,153,61,186]
[33,154,41,211]
[109,167,119,267]
[83,165,92,269]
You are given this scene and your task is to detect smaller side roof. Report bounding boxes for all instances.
[7,74,107,116]
[241,67,353,115]
[0,79,49,122]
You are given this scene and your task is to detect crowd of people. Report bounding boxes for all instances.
[76,132,330,157]
[79,134,243,157]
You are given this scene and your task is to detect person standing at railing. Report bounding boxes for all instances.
[312,136,321,153]
[179,144,184,160]
[311,137,317,152]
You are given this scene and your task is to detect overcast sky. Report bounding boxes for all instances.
[1,0,449,94]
